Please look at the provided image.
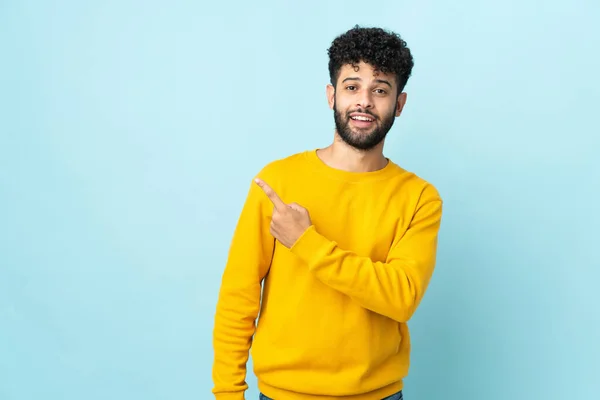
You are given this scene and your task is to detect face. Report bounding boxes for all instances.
[327,61,407,151]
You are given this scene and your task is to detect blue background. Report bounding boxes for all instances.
[1,1,599,399]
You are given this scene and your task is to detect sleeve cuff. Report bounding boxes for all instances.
[290,225,334,268]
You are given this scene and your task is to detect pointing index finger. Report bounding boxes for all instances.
[254,178,286,210]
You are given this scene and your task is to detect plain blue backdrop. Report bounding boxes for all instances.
[1,1,599,399]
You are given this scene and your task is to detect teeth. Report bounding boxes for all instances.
[352,116,373,122]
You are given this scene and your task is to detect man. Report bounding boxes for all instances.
[212,26,443,400]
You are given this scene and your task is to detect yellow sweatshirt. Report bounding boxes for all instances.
[212,149,443,400]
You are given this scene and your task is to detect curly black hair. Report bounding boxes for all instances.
[327,25,414,94]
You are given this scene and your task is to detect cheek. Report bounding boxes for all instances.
[334,98,352,114]
[376,100,397,115]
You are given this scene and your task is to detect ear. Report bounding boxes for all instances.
[395,92,407,117]
[326,84,335,110]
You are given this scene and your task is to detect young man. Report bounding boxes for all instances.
[212,26,443,400]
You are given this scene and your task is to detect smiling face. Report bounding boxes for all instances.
[327,61,407,151]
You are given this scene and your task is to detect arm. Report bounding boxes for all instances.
[212,178,275,400]
[289,189,442,323]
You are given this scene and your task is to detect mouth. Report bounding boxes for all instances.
[349,113,376,129]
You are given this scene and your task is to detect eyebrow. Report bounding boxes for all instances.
[342,77,393,89]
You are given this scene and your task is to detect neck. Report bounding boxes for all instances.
[316,133,388,173]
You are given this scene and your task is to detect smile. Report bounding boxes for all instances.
[350,116,374,122]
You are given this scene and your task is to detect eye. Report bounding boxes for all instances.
[346,85,357,91]
[374,88,387,95]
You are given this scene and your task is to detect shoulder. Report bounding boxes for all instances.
[386,164,443,228]
[254,150,308,182]
[260,151,307,171]
[388,161,443,205]
[246,151,309,202]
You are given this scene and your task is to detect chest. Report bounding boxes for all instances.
[286,183,410,262]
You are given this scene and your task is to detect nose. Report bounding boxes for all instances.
[356,89,374,109]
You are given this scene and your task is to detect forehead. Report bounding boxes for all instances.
[337,61,396,83]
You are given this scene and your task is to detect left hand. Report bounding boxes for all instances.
[254,178,312,248]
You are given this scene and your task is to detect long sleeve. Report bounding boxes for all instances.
[289,193,443,323]
[212,178,275,400]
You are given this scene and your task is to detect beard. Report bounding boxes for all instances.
[333,100,397,151]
